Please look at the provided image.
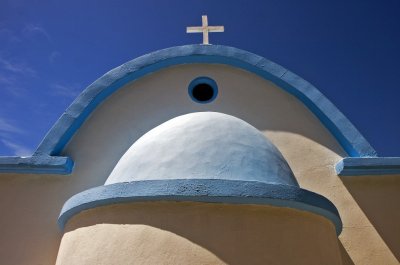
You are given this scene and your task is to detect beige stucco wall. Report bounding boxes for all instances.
[56,202,342,265]
[0,64,398,264]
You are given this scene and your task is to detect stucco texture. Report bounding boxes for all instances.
[0,64,398,264]
[57,202,342,265]
[105,112,297,186]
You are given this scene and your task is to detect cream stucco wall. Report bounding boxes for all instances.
[0,64,398,264]
[56,202,342,265]
[62,64,347,188]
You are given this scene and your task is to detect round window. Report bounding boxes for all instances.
[188,77,218,104]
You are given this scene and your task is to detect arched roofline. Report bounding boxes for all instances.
[5,44,398,176]
[35,44,376,157]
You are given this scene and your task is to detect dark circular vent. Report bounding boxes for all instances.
[188,77,218,104]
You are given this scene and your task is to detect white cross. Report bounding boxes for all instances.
[186,15,224,45]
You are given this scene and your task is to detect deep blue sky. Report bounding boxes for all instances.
[0,0,399,156]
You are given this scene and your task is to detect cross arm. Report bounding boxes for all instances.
[186,27,203,33]
[207,26,224,32]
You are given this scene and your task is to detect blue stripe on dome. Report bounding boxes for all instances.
[58,179,342,235]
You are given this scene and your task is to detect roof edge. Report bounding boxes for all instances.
[0,44,381,174]
[35,44,376,157]
[0,155,73,175]
[58,179,342,235]
[336,157,400,176]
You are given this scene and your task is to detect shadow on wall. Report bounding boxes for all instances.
[340,175,400,261]
[338,241,355,265]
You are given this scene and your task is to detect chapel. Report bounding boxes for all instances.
[0,16,399,265]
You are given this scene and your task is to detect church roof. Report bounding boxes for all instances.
[105,112,298,186]
[36,45,376,158]
[2,44,399,176]
[58,112,342,234]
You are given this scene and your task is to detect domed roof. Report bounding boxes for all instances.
[105,112,298,186]
[60,112,342,233]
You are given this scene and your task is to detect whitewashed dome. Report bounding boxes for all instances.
[105,112,298,186]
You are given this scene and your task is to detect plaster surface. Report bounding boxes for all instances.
[336,157,400,175]
[266,131,400,265]
[340,175,400,262]
[0,64,397,264]
[57,202,342,265]
[0,155,73,174]
[5,45,399,175]
[34,45,375,157]
[62,64,348,187]
[106,112,297,186]
[58,179,342,233]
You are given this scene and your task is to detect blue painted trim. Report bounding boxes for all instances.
[0,44,378,174]
[336,157,400,176]
[188,76,218,103]
[32,45,376,157]
[0,156,73,175]
[58,179,342,235]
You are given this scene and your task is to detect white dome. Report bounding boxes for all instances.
[105,112,298,186]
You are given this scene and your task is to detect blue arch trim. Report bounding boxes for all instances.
[3,44,396,175]
[33,45,375,157]
[58,179,342,235]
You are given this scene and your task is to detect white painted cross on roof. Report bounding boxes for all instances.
[186,15,224,45]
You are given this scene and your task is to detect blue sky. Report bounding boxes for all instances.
[0,0,399,156]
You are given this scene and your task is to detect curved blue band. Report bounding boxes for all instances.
[58,179,342,235]
[35,45,375,157]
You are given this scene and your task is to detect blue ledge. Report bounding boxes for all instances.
[58,179,342,235]
[336,157,400,176]
[0,156,74,175]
